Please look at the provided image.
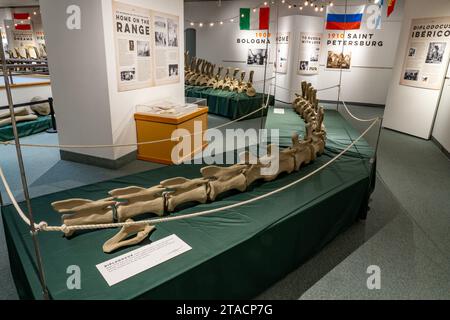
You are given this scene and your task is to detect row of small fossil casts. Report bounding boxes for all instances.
[51,82,326,253]
[185,53,257,97]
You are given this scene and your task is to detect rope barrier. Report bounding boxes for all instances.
[0,166,41,230]
[0,93,380,233]
[0,73,382,234]
[38,118,379,233]
[0,90,272,149]
[253,76,276,85]
[273,84,340,95]
[341,101,381,123]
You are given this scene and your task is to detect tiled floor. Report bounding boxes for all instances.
[0,104,449,300]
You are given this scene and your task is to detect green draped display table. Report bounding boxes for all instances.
[185,85,274,120]
[0,116,52,141]
[1,107,374,300]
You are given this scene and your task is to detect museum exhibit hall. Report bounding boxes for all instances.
[0,0,449,303]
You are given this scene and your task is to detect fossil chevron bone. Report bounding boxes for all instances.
[52,83,327,253]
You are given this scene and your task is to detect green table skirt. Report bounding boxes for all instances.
[2,112,374,300]
[185,85,274,120]
[265,107,375,159]
[0,116,52,141]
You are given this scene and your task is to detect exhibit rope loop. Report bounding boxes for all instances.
[38,118,380,233]
[0,91,272,150]
[0,166,44,231]
[341,100,382,123]
[274,84,340,95]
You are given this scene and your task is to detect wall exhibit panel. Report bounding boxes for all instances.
[432,78,450,152]
[384,0,450,140]
[40,0,115,160]
[102,0,185,160]
[187,0,404,106]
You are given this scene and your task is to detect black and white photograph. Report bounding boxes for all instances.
[169,64,179,77]
[299,61,309,71]
[310,48,320,62]
[403,69,419,81]
[129,40,135,52]
[425,42,446,64]
[408,47,416,57]
[155,31,167,47]
[247,49,267,65]
[168,18,178,47]
[137,41,150,57]
[154,16,167,29]
[120,68,136,82]
[154,16,168,47]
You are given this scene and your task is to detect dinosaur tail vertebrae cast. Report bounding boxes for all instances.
[184,52,257,97]
[48,81,326,253]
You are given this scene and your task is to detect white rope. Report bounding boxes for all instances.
[252,76,276,85]
[273,84,340,95]
[0,166,42,230]
[41,118,380,233]
[341,101,381,123]
[0,92,272,149]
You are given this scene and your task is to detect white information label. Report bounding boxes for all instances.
[273,108,285,115]
[96,234,192,286]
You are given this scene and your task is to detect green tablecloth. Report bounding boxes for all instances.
[0,116,52,141]
[265,107,374,159]
[1,110,374,300]
[185,85,274,120]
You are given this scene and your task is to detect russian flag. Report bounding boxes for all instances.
[326,5,365,30]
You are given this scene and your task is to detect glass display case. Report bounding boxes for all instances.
[136,97,207,118]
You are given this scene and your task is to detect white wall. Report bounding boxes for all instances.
[275,15,324,103]
[101,0,184,159]
[41,0,114,159]
[40,0,184,161]
[0,85,52,106]
[185,0,405,105]
[0,8,11,47]
[432,67,450,152]
[384,0,450,140]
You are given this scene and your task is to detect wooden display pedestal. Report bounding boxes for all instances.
[135,107,208,165]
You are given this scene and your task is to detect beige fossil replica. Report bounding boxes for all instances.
[215,67,230,90]
[51,82,327,253]
[0,107,38,128]
[207,66,223,88]
[103,220,156,253]
[185,53,258,97]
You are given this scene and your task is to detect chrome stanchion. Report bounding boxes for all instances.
[0,29,50,300]
[260,24,271,130]
[336,0,348,112]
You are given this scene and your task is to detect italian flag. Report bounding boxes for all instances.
[14,13,32,30]
[240,7,270,30]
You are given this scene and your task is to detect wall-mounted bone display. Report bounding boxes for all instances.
[185,53,258,97]
[51,82,327,253]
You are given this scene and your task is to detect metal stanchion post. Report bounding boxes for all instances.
[260,25,271,130]
[46,97,58,134]
[8,66,14,85]
[0,29,50,300]
[336,0,348,112]
[374,117,384,162]
[363,117,384,220]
